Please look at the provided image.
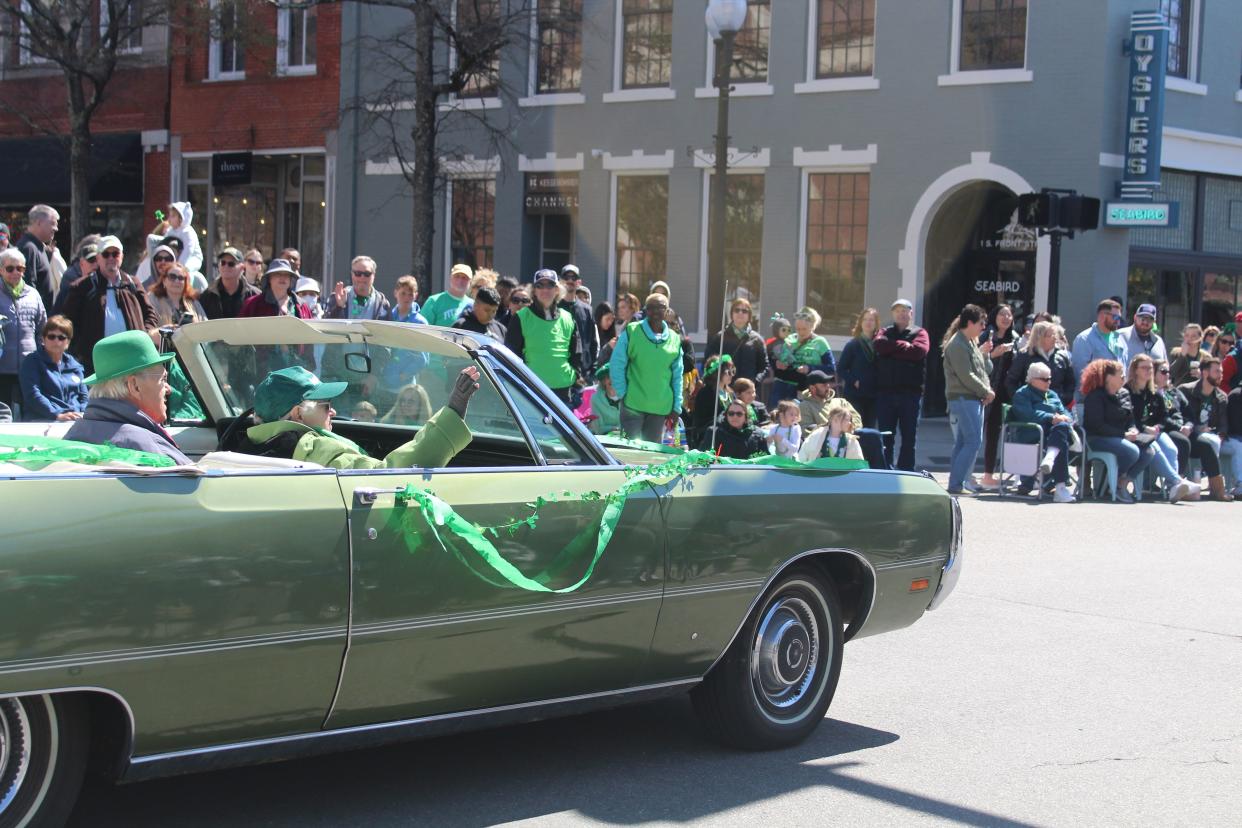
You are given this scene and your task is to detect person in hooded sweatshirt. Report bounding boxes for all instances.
[138,202,204,285]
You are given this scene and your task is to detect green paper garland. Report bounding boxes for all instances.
[0,433,176,469]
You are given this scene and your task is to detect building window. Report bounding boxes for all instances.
[707,173,766,312]
[805,172,870,335]
[959,0,1027,72]
[1162,0,1194,79]
[277,6,317,75]
[815,0,875,79]
[457,0,501,98]
[101,0,144,54]
[450,178,496,271]
[614,175,668,297]
[208,0,245,80]
[622,0,673,89]
[536,0,582,93]
[729,0,771,83]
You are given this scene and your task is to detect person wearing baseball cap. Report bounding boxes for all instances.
[200,246,260,319]
[422,263,475,326]
[504,269,584,405]
[63,330,189,464]
[557,264,599,373]
[1118,302,1167,366]
[874,296,930,470]
[240,364,481,469]
[58,234,160,374]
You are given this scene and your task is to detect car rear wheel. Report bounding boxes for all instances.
[691,568,844,750]
[0,695,89,828]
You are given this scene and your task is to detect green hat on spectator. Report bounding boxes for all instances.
[85,330,175,385]
[254,366,348,422]
[594,363,611,381]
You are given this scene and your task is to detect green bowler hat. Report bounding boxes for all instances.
[254,366,348,422]
[85,330,175,385]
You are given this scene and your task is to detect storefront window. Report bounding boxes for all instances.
[1202,273,1240,329]
[1127,267,1194,335]
[1130,171,1196,251]
[1202,176,1242,256]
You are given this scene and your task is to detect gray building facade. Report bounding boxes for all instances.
[335,0,1242,399]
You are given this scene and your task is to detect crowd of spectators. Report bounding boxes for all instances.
[1,199,1240,507]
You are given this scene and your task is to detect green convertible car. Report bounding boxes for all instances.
[0,317,960,826]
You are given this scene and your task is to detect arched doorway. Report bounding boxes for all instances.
[921,182,1037,416]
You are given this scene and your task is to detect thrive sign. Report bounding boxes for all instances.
[1120,11,1169,201]
[212,152,253,187]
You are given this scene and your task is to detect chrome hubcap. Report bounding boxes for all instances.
[0,698,32,815]
[751,595,820,711]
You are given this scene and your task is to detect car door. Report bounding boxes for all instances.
[325,352,665,729]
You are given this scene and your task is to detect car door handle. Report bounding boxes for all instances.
[354,487,408,506]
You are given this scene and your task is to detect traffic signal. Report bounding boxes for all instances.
[1017,193,1057,228]
[1059,195,1101,231]
[1017,192,1100,231]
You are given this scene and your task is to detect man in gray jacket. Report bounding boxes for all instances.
[943,304,994,495]
[65,330,190,464]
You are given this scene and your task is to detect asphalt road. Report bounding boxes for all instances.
[72,493,1242,827]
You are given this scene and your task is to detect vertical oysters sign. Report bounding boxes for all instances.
[1120,11,1169,200]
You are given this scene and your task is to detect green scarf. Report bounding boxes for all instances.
[857,333,875,362]
[5,279,25,300]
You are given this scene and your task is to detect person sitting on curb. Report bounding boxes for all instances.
[242,365,479,469]
[1009,362,1077,503]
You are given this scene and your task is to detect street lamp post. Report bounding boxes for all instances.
[706,0,748,324]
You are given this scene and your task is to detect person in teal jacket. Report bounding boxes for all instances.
[1009,361,1076,502]
[609,292,682,443]
[243,365,478,469]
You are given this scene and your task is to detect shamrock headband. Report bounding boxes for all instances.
[704,354,734,378]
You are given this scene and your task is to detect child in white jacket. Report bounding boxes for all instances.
[140,201,203,281]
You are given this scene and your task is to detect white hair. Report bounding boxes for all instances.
[89,376,133,400]
[28,204,59,223]
[0,248,25,268]
[1026,362,1052,381]
[794,306,822,330]
[351,255,376,274]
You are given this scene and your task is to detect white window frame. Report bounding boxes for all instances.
[1164,0,1205,95]
[938,0,1033,87]
[207,0,245,81]
[99,0,144,56]
[796,152,878,345]
[17,1,54,66]
[795,0,881,95]
[695,2,775,99]
[607,166,674,301]
[276,5,316,77]
[603,0,677,103]
[520,0,586,107]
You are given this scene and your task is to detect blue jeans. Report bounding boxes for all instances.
[947,398,984,491]
[1145,436,1182,487]
[876,391,921,471]
[1222,438,1242,486]
[1088,436,1156,481]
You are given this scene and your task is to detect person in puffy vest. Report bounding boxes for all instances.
[608,292,683,444]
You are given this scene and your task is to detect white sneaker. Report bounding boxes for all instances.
[1053,483,1075,503]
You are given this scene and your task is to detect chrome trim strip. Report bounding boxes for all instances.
[124,678,699,782]
[928,497,963,611]
[0,686,136,771]
[352,590,662,637]
[335,464,636,477]
[0,628,348,676]
[874,555,949,571]
[702,547,879,677]
[662,579,766,597]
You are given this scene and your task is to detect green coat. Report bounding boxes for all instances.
[245,407,471,470]
[943,332,993,401]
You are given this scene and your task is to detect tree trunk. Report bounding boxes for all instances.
[65,83,92,251]
[410,1,439,296]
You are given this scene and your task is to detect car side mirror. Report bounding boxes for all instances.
[345,353,372,374]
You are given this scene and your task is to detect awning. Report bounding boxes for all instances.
[0,132,143,204]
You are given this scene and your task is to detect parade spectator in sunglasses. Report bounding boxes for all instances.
[705,297,769,385]
[0,247,48,413]
[241,249,266,285]
[329,256,392,321]
[699,400,767,459]
[58,236,160,375]
[149,263,207,328]
[200,247,260,320]
[19,315,88,421]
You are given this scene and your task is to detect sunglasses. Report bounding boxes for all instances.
[510,296,531,305]
[726,410,747,418]
[153,255,174,263]
[245,259,263,266]
[164,274,186,282]
[1158,369,1171,374]
[100,250,121,259]
[1221,339,1236,346]
[44,333,69,341]
[352,270,374,278]
[3,265,25,273]
[219,259,239,267]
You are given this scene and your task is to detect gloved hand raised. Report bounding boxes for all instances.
[448,366,481,418]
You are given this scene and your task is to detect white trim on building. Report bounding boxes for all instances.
[601,150,676,171]
[519,153,586,173]
[1162,126,1242,177]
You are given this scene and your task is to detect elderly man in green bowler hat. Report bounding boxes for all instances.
[243,365,480,469]
[64,330,189,464]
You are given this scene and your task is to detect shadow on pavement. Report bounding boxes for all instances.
[72,696,1036,827]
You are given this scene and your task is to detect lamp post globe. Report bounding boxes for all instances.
[705,0,749,39]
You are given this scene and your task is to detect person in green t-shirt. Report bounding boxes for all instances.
[608,292,683,443]
[504,269,582,405]
[421,263,474,327]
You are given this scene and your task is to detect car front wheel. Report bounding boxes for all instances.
[691,568,844,750]
[0,694,89,828]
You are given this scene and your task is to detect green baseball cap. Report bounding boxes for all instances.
[85,330,175,385]
[254,366,348,422]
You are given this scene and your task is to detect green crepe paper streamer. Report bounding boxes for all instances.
[0,433,176,469]
[388,448,865,595]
